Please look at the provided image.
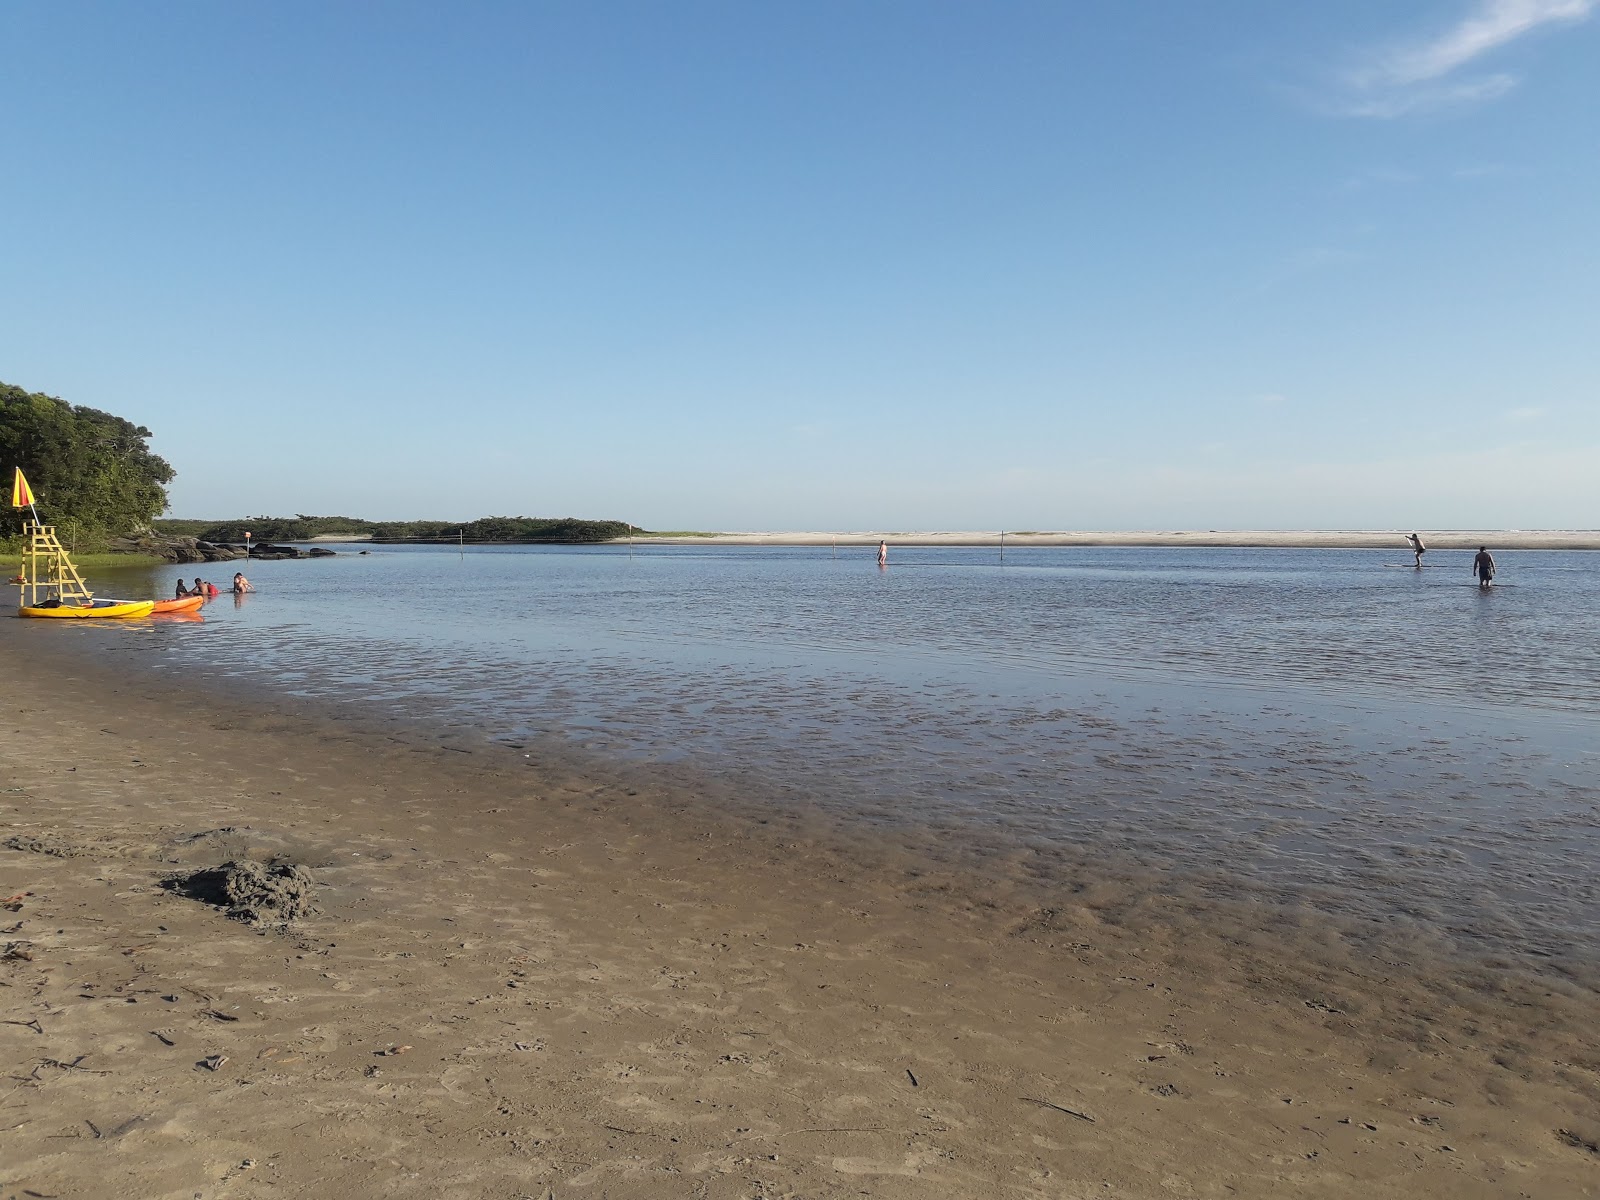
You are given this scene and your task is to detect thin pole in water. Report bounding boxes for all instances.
[629,525,634,561]
[1000,529,1005,565]
[459,527,464,561]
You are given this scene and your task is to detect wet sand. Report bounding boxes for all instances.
[634,530,1600,549]
[3,629,1598,1198]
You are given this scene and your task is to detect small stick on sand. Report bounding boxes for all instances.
[29,1057,113,1082]
[1020,1096,1096,1123]
[787,1127,886,1135]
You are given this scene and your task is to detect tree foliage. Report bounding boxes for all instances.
[157,515,642,544]
[1,382,175,544]
[170,515,378,542]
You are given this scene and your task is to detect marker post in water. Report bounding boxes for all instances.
[244,531,251,560]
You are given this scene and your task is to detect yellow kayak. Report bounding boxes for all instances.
[18,599,156,619]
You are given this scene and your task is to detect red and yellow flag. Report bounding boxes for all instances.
[11,467,35,508]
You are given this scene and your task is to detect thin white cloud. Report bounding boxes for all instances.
[1366,0,1594,85]
[1505,405,1547,421]
[1332,0,1595,118]
[1338,73,1517,119]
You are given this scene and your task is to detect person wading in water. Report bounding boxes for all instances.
[1472,546,1496,589]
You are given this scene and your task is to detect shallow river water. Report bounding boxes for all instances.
[46,543,1600,971]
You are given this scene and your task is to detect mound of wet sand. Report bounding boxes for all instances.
[162,859,316,927]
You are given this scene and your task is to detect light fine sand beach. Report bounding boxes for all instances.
[3,631,1598,1198]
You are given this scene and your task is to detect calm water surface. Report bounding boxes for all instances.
[63,544,1600,966]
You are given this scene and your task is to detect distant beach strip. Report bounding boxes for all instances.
[628,529,1600,549]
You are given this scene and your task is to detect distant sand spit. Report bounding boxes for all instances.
[3,628,1597,1197]
[635,529,1600,549]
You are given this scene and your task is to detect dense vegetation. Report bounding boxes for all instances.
[1,382,174,548]
[155,515,643,544]
[1,380,646,553]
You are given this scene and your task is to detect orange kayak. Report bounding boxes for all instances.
[153,595,206,614]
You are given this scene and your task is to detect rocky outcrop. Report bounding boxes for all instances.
[105,535,335,562]
[108,535,244,563]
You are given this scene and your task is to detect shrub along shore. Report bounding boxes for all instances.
[155,515,640,544]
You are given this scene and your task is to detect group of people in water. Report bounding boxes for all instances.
[1405,533,1497,587]
[175,571,253,598]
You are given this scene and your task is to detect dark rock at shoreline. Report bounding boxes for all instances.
[109,535,244,563]
[106,534,335,563]
[194,540,244,561]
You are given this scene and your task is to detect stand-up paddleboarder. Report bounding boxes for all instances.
[1472,546,1496,589]
[1405,532,1426,567]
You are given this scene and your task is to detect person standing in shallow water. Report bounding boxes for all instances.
[1473,546,1496,588]
[1406,532,1426,567]
[877,540,888,568]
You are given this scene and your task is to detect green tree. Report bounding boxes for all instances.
[1,382,175,543]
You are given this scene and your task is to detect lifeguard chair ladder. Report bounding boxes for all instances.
[17,521,94,608]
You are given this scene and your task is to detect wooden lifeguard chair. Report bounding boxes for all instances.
[9,467,154,618]
[16,519,96,608]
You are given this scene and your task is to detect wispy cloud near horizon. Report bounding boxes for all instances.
[1331,0,1595,118]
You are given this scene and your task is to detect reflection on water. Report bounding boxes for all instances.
[67,544,1600,965]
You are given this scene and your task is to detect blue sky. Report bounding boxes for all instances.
[3,1,1596,530]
